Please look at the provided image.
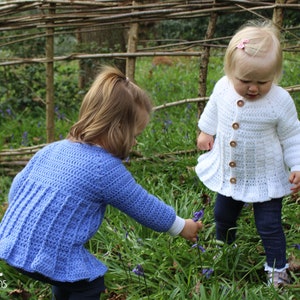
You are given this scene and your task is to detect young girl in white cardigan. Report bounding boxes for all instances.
[196,20,300,287]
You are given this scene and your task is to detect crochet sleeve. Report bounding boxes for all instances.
[198,78,223,135]
[276,91,300,171]
[99,158,177,233]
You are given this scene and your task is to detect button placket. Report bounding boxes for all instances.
[228,99,244,185]
[229,159,237,184]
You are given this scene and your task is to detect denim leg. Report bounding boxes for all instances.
[253,198,287,269]
[214,193,244,244]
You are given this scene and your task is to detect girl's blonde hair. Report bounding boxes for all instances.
[68,66,152,159]
[224,20,282,83]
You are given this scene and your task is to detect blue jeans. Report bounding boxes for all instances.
[214,193,287,269]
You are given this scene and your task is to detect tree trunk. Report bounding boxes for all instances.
[126,1,140,81]
[272,0,286,28]
[46,4,55,143]
[77,25,127,89]
[198,12,218,119]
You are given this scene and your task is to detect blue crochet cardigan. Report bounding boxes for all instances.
[0,140,182,282]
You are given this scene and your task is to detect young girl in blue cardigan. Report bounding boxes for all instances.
[0,66,202,299]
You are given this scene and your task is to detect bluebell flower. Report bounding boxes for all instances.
[132,264,144,276]
[202,268,214,279]
[163,118,172,132]
[292,244,300,250]
[192,209,204,222]
[132,264,149,299]
[55,106,66,120]
[164,119,172,126]
[21,131,28,146]
[192,244,205,252]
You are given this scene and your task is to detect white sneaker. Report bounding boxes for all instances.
[267,269,290,287]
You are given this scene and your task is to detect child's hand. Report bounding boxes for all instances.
[179,219,203,242]
[197,132,214,150]
[289,171,300,193]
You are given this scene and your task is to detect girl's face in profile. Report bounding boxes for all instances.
[231,57,275,101]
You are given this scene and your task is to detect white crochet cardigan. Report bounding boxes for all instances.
[196,76,300,202]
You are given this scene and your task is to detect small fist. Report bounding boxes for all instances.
[180,219,203,242]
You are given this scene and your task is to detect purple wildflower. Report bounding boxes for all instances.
[192,244,206,252]
[292,244,300,250]
[192,234,205,266]
[133,264,144,276]
[202,268,214,279]
[21,131,28,146]
[164,119,172,127]
[192,209,204,222]
[55,106,66,120]
[132,264,149,299]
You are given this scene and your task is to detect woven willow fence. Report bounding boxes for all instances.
[0,0,299,176]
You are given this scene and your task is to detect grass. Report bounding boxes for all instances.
[0,52,300,299]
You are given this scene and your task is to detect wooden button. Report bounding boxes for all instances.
[229,141,237,147]
[229,161,236,167]
[237,100,244,107]
[232,122,239,130]
[230,177,237,184]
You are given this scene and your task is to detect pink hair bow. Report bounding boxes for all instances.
[236,38,249,49]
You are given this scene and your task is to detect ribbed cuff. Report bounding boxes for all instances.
[168,216,185,236]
